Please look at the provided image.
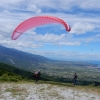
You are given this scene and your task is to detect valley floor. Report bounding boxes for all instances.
[0,81,100,100]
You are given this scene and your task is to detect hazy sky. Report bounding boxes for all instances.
[0,0,100,61]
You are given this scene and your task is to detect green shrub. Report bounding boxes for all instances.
[0,74,10,81]
[0,73,23,82]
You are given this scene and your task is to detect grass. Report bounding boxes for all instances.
[32,80,100,94]
[5,86,27,95]
[34,83,65,100]
[38,80,100,95]
[0,80,100,97]
[1,83,28,100]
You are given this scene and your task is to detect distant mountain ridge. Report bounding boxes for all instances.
[0,45,50,61]
[0,45,98,72]
[0,45,52,70]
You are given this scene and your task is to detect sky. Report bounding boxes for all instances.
[0,0,100,61]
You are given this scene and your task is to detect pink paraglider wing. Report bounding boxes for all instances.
[12,16,71,40]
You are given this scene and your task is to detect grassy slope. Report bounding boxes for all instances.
[0,62,33,80]
[0,81,100,97]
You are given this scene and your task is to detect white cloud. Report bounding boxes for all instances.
[84,34,100,43]
[0,0,21,6]
[71,22,95,35]
[0,0,23,11]
[96,34,100,37]
[26,5,41,13]
[80,0,100,10]
[32,33,66,42]
[1,0,100,14]
[56,41,81,46]
[24,0,100,12]
[27,49,100,61]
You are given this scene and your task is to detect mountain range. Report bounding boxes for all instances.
[0,45,53,70]
[0,45,98,72]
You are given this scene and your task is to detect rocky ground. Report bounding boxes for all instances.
[0,82,100,100]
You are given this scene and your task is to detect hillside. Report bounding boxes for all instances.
[0,62,33,81]
[0,61,100,86]
[0,62,100,99]
[0,63,100,100]
[0,45,100,86]
[0,45,98,71]
[0,45,51,70]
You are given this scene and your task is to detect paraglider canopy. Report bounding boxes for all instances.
[12,16,71,40]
